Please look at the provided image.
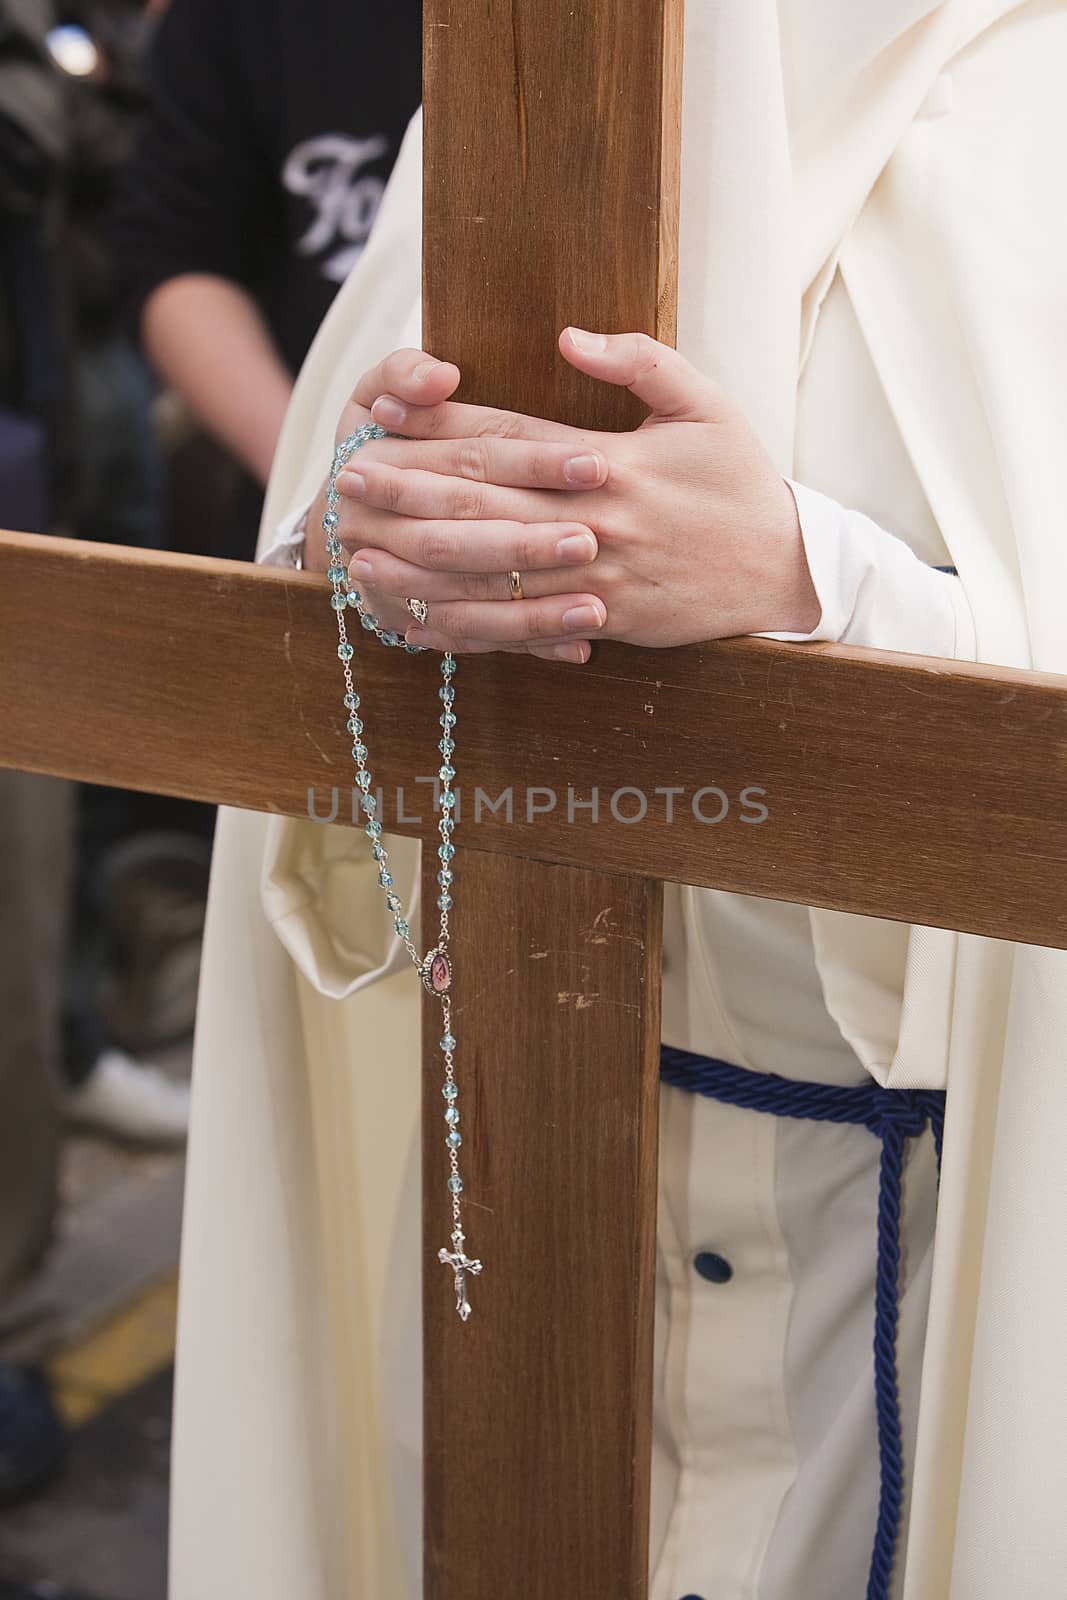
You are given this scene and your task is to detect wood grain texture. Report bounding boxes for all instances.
[423,4,680,1595]
[1,531,1065,949]
[423,0,683,423]
[422,849,662,1599]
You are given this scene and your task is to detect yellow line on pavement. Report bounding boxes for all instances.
[47,1270,179,1428]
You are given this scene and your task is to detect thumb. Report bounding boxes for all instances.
[558,328,722,423]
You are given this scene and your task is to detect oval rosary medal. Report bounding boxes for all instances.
[431,947,454,985]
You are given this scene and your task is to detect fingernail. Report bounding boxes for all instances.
[372,396,407,427]
[338,470,365,497]
[414,359,440,382]
[405,627,429,645]
[567,327,608,354]
[350,558,373,582]
[564,453,604,487]
[555,532,597,564]
[551,642,591,664]
[562,603,605,631]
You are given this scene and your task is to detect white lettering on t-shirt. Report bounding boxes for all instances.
[282,132,389,283]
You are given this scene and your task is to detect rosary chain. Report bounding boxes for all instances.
[324,424,480,1320]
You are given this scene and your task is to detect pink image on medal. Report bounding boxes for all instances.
[430,953,452,994]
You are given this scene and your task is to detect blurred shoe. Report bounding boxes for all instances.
[97,832,209,1052]
[64,1049,189,1145]
[0,1366,67,1506]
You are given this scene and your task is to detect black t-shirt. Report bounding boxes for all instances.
[116,0,422,374]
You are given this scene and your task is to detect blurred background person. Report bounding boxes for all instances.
[66,0,426,1136]
[116,0,423,558]
[77,0,425,1105]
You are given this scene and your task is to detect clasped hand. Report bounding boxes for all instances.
[307,329,819,663]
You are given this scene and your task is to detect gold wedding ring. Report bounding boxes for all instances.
[507,570,524,601]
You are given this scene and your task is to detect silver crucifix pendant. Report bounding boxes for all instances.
[438,1228,483,1321]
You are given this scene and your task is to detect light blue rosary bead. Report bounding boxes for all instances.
[439,842,455,860]
[440,764,455,782]
[330,592,347,610]
[441,1033,456,1051]
[351,742,367,761]
[445,1106,460,1125]
[356,770,372,792]
[379,870,393,889]
[447,1132,462,1149]
[438,868,453,887]
[327,565,346,584]
[360,613,378,631]
[439,685,455,704]
[360,794,376,815]
[323,511,338,532]
[442,1082,459,1101]
[346,591,361,608]
[447,1175,464,1195]
[338,643,353,662]
[440,790,455,810]
[440,816,455,835]
[440,712,456,730]
[372,844,387,862]
[365,818,382,838]
[382,631,401,647]
[344,692,360,710]
[327,537,343,557]
[347,717,363,735]
[439,737,455,757]
[395,918,410,938]
[438,895,453,912]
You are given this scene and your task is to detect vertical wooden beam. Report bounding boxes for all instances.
[424,0,683,423]
[422,851,664,1598]
[422,3,682,1596]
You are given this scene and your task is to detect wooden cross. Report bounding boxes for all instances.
[0,3,1065,1599]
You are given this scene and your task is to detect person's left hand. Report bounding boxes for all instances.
[337,329,820,661]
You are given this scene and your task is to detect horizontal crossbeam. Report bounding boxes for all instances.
[2,529,1064,949]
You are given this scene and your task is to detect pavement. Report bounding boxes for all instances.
[0,1041,190,1600]
[0,1367,172,1599]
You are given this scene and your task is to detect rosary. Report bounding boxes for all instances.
[323,422,482,1322]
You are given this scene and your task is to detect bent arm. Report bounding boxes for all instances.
[142,274,293,486]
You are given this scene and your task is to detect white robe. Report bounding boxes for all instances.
[171,3,1067,1596]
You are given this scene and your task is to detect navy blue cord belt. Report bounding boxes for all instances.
[660,1045,946,1600]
